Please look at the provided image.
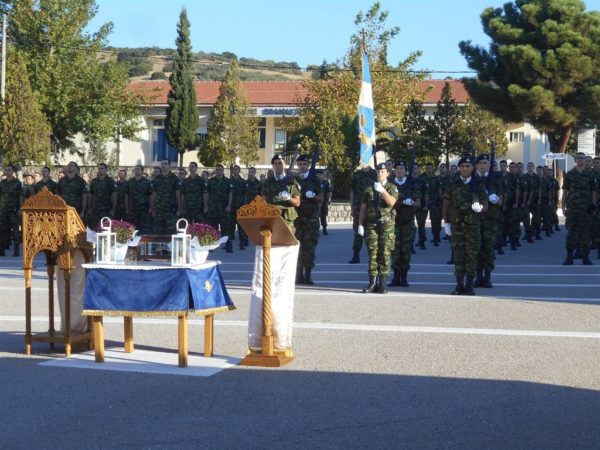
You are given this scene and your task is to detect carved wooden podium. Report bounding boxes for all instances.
[236,196,298,367]
[21,187,93,356]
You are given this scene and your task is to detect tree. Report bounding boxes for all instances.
[0,49,51,164]
[199,61,259,167]
[457,101,508,157]
[427,82,462,165]
[166,8,199,167]
[4,0,141,158]
[459,0,600,153]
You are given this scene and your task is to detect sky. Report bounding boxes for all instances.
[89,0,600,78]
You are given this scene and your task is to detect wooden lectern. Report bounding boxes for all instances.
[236,196,298,367]
[21,187,93,356]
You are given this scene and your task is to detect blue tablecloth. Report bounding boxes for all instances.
[82,261,235,316]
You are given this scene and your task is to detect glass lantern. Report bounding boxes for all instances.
[96,217,116,264]
[171,218,191,267]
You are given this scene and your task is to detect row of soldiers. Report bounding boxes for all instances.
[349,153,599,295]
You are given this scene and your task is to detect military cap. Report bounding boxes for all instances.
[475,154,490,164]
[296,154,310,162]
[394,160,407,168]
[376,162,387,170]
[271,154,285,164]
[458,155,474,166]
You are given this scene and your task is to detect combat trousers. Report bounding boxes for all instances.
[392,220,415,271]
[530,204,541,234]
[319,204,329,229]
[231,206,247,242]
[565,209,591,252]
[208,208,231,239]
[153,208,177,235]
[503,207,520,240]
[294,216,320,269]
[540,202,553,232]
[451,220,481,277]
[521,205,532,235]
[415,208,428,242]
[128,208,152,234]
[351,206,364,252]
[0,207,20,246]
[429,206,442,240]
[88,207,112,230]
[477,216,497,271]
[365,221,394,277]
[592,211,600,248]
[183,207,205,224]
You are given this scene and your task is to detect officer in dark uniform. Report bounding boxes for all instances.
[261,154,301,232]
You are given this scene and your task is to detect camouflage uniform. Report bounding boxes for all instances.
[391,178,420,275]
[294,174,322,272]
[230,175,247,243]
[23,183,37,200]
[88,176,116,228]
[426,174,443,244]
[520,173,533,239]
[57,175,88,214]
[502,172,520,249]
[261,175,301,233]
[540,175,554,235]
[244,178,263,204]
[551,176,561,230]
[181,175,207,223]
[0,177,23,249]
[476,172,504,281]
[319,178,331,233]
[114,179,128,221]
[592,169,600,256]
[528,173,542,238]
[152,172,180,234]
[349,168,377,260]
[207,175,232,239]
[415,174,429,247]
[126,176,153,233]
[563,168,597,260]
[34,179,58,195]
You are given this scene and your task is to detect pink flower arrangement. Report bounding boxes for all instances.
[95,219,136,244]
[187,222,220,246]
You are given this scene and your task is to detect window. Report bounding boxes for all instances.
[274,129,286,151]
[509,132,525,143]
[152,129,178,162]
[258,117,266,149]
[153,118,165,127]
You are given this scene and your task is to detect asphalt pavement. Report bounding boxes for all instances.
[1,222,600,449]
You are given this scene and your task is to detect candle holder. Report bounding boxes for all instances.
[171,219,191,266]
[96,217,116,264]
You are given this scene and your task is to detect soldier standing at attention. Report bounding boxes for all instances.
[515,162,529,245]
[57,161,89,221]
[0,165,24,257]
[502,162,520,251]
[114,169,128,221]
[540,166,553,237]
[414,163,430,250]
[34,166,58,194]
[261,154,301,232]
[87,163,117,228]
[473,154,503,288]
[529,164,543,241]
[550,170,561,232]
[293,154,323,285]
[316,169,331,235]
[348,163,377,263]
[389,160,420,287]
[151,159,181,235]
[229,165,247,249]
[181,161,208,224]
[358,162,398,294]
[126,165,154,234]
[438,163,451,241]
[592,157,600,259]
[426,162,443,246]
[244,166,263,204]
[443,155,487,295]
[562,152,597,265]
[23,174,36,199]
[207,164,234,253]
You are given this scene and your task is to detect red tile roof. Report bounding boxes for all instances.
[127,79,469,106]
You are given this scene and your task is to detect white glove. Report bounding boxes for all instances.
[357,225,365,236]
[279,191,291,201]
[305,190,316,199]
[402,198,414,206]
[444,223,452,236]
[373,182,384,193]
[471,201,483,213]
[488,194,499,204]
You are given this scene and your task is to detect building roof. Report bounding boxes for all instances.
[127,78,470,106]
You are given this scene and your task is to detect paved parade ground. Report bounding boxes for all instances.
[2,223,600,449]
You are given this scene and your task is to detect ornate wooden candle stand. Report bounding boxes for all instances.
[236,196,298,367]
[21,188,93,356]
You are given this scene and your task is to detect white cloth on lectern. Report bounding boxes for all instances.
[248,244,299,350]
[57,250,88,333]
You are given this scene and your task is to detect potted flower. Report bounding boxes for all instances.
[95,219,137,263]
[187,223,227,264]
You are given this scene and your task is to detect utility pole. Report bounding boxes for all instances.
[1,14,7,105]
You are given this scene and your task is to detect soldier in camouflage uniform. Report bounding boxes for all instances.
[87,163,117,229]
[293,154,323,285]
[550,172,561,232]
[57,161,89,220]
[261,154,301,233]
[540,166,554,236]
[562,152,597,265]
[348,164,377,263]
[443,155,487,295]
[34,166,58,195]
[520,162,535,243]
[181,162,208,225]
[388,160,420,288]
[592,157,600,259]
[0,165,24,257]
[151,159,181,235]
[529,165,544,240]
[126,165,154,233]
[358,162,398,294]
[502,162,520,251]
[316,170,331,235]
[207,164,233,253]
[438,163,451,240]
[473,154,503,288]
[414,164,429,250]
[244,167,263,204]
[229,165,247,249]
[114,169,128,220]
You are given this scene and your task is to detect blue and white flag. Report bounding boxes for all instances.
[358,51,376,166]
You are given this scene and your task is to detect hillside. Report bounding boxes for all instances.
[103,47,313,82]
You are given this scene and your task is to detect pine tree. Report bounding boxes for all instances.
[166,8,199,167]
[199,61,258,167]
[0,49,51,164]
[427,82,462,166]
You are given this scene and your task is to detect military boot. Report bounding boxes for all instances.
[535,230,543,240]
[362,276,378,293]
[304,267,314,285]
[473,269,484,287]
[464,276,476,295]
[377,276,387,294]
[388,269,401,287]
[526,233,534,243]
[225,240,233,253]
[433,232,440,246]
[447,250,455,265]
[562,249,574,266]
[582,252,594,266]
[510,238,517,251]
[348,250,360,264]
[573,247,582,259]
[452,276,464,295]
[419,238,426,250]
[12,241,19,258]
[496,243,504,255]
[482,269,493,288]
[400,269,409,287]
[555,224,561,232]
[322,226,328,235]
[295,266,304,284]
